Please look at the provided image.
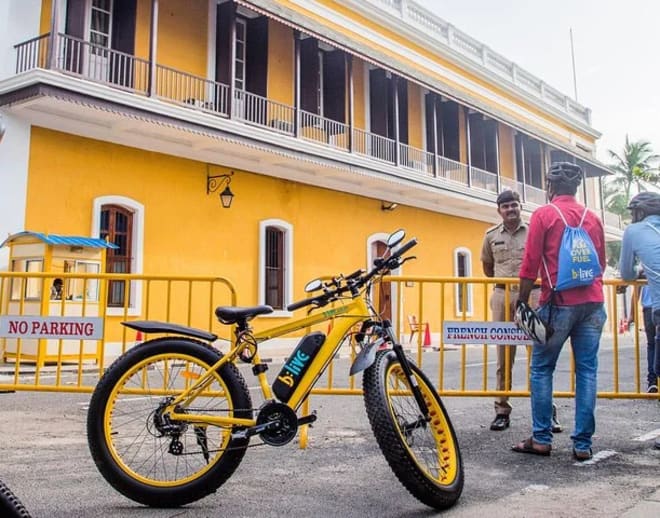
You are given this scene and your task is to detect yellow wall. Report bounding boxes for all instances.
[352,58,366,130]
[407,83,422,149]
[25,128,490,333]
[157,0,208,75]
[267,22,294,104]
[498,124,515,179]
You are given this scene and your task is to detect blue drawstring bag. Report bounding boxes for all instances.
[543,205,601,291]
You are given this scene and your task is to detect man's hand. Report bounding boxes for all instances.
[616,284,628,295]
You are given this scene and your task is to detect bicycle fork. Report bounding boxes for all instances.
[382,320,431,422]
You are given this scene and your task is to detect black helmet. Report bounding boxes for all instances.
[627,191,660,220]
[546,162,583,187]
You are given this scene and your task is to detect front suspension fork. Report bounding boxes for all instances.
[381,320,431,420]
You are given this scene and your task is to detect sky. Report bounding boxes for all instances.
[415,0,659,163]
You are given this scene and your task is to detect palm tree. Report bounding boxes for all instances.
[606,136,660,202]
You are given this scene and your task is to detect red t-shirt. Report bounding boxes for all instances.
[519,195,606,306]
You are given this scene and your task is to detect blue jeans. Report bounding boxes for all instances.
[531,302,606,452]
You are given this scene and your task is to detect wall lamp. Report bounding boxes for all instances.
[207,169,235,208]
[381,201,398,212]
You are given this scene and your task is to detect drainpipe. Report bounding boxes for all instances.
[431,94,438,177]
[228,0,236,118]
[347,53,354,153]
[465,109,472,187]
[393,75,400,166]
[148,0,158,97]
[294,30,301,137]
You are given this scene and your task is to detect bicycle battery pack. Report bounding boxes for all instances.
[272,331,325,403]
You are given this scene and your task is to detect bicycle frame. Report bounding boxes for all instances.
[163,296,372,428]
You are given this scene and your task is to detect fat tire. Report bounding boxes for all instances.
[87,337,252,507]
[0,479,31,518]
[363,350,463,510]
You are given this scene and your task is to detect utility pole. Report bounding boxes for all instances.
[570,28,578,101]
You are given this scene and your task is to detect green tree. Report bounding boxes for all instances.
[603,137,659,269]
[606,136,659,203]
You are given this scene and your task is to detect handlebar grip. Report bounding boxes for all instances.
[287,295,321,312]
[394,238,417,257]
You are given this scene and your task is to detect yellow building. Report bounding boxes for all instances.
[0,0,617,341]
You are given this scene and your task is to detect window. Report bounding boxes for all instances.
[258,219,293,316]
[469,113,499,174]
[234,18,246,91]
[425,94,460,162]
[100,204,132,307]
[10,259,43,301]
[92,195,144,315]
[454,248,473,316]
[64,260,101,302]
[515,134,545,188]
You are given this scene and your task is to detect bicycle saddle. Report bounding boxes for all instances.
[215,305,274,325]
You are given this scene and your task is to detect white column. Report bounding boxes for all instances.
[0,1,41,269]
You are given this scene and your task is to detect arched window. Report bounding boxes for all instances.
[92,196,144,316]
[454,247,473,316]
[259,219,293,316]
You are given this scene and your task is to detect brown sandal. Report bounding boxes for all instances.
[512,437,551,456]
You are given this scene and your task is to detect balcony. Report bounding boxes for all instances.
[5,32,620,234]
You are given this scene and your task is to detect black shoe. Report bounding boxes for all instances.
[552,404,562,433]
[648,384,658,394]
[490,414,510,431]
[655,437,660,450]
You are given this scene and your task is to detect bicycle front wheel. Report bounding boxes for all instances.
[363,350,463,510]
[87,337,252,507]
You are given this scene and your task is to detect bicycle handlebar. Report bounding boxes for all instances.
[287,237,418,312]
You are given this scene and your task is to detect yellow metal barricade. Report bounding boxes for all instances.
[0,272,236,393]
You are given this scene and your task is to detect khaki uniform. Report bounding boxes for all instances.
[481,221,540,415]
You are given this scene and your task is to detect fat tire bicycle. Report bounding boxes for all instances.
[86,229,464,510]
[0,479,31,518]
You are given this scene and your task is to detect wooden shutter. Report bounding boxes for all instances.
[110,0,136,88]
[215,1,233,85]
[265,227,284,309]
[369,69,388,137]
[323,50,345,123]
[65,0,86,73]
[300,38,319,114]
[246,17,268,97]
[396,78,408,144]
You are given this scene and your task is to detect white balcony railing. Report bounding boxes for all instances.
[470,166,498,193]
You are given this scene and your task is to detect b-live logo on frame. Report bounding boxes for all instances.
[277,349,311,387]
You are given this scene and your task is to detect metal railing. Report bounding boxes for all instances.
[399,143,434,175]
[437,156,469,184]
[470,166,498,192]
[1,272,652,403]
[525,185,547,206]
[299,111,350,150]
[234,89,295,133]
[352,128,396,163]
[156,64,229,116]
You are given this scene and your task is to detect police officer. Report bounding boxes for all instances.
[481,190,559,432]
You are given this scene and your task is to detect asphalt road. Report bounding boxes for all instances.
[0,341,658,518]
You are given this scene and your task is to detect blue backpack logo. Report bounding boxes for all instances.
[543,205,601,291]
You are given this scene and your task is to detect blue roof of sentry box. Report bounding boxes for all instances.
[0,231,119,249]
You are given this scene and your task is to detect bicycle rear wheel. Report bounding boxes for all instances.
[363,350,463,510]
[87,337,252,507]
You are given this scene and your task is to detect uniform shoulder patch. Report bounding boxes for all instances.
[485,224,501,234]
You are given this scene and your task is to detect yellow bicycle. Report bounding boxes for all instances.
[86,229,463,510]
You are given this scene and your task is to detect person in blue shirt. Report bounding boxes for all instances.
[619,191,660,449]
[629,285,657,393]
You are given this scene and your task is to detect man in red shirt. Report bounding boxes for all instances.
[512,162,606,461]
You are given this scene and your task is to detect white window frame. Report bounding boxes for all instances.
[91,195,144,316]
[453,247,473,317]
[258,219,293,317]
[367,232,400,334]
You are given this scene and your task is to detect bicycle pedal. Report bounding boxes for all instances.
[297,412,317,427]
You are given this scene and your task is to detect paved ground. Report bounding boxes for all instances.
[0,348,658,517]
